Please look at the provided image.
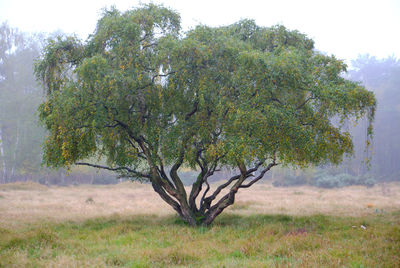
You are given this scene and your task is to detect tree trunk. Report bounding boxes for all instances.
[179,206,198,226]
[0,126,7,184]
[10,121,19,180]
[176,196,235,227]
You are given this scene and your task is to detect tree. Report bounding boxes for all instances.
[34,5,376,226]
[0,23,44,183]
[348,55,400,179]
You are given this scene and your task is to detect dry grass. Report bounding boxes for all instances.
[0,181,399,267]
[230,182,400,217]
[0,181,399,228]
[0,181,171,228]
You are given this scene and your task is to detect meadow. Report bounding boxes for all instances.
[0,181,399,267]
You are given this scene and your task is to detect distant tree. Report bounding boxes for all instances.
[34,5,376,226]
[348,55,400,179]
[0,23,44,183]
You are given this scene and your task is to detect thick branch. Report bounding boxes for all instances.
[138,139,179,198]
[198,163,219,211]
[156,165,176,190]
[154,160,174,188]
[200,173,240,212]
[169,148,188,201]
[151,181,183,217]
[200,161,263,213]
[240,161,278,188]
[188,173,205,212]
[202,164,248,225]
[199,177,210,210]
[188,149,207,211]
[202,158,277,225]
[185,100,199,120]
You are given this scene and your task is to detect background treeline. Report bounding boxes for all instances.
[0,23,399,186]
[0,23,115,185]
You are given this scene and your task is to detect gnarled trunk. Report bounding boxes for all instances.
[76,136,277,227]
[149,160,277,227]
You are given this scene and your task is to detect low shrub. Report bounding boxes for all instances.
[313,175,340,188]
[273,174,308,187]
[358,174,376,188]
[312,173,376,188]
[273,171,376,188]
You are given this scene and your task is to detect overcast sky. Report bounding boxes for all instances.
[1,0,399,64]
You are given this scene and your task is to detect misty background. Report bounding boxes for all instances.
[0,1,399,186]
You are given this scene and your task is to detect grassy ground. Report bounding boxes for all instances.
[0,182,399,267]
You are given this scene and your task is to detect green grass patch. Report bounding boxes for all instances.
[0,213,399,267]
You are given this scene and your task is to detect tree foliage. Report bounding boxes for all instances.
[35,5,376,225]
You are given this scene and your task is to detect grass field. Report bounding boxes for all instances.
[0,181,399,267]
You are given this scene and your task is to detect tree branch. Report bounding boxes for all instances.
[142,42,158,50]
[240,161,278,188]
[198,162,219,211]
[151,72,175,83]
[75,162,151,179]
[296,96,315,110]
[169,147,189,202]
[200,161,264,212]
[185,100,199,120]
[188,148,207,211]
[151,181,183,217]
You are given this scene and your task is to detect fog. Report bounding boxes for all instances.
[1,0,399,62]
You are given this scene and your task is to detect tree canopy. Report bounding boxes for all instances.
[34,4,376,226]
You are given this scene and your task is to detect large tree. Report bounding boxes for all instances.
[34,5,376,226]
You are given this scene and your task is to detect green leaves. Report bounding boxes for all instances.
[35,5,376,176]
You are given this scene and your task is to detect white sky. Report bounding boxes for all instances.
[1,0,399,64]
